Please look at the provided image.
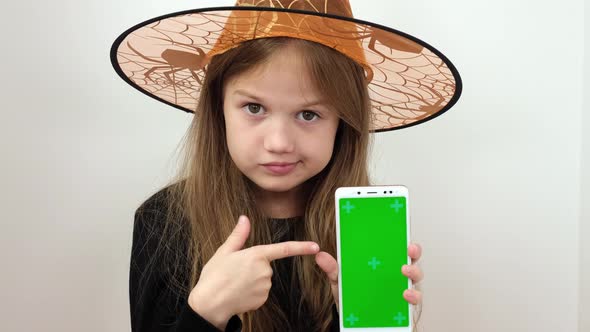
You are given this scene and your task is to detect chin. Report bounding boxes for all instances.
[252,178,304,194]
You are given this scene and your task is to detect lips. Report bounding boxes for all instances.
[263,162,297,166]
[261,161,298,175]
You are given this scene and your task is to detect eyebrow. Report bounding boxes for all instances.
[232,89,327,108]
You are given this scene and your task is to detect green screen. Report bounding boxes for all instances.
[339,196,409,328]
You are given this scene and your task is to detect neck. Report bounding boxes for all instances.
[255,186,307,219]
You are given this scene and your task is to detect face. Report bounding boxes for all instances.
[223,46,340,196]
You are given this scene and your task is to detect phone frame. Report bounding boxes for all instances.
[335,185,412,332]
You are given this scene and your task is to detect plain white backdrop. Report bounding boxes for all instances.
[0,0,587,331]
[580,1,589,331]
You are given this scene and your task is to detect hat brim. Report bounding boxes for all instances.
[110,6,462,132]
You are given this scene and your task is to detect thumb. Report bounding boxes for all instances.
[315,251,340,312]
[315,251,339,285]
[221,215,251,253]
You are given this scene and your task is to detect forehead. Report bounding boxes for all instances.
[224,47,325,105]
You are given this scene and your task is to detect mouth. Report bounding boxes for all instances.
[262,162,298,166]
[261,161,299,175]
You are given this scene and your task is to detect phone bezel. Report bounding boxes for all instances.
[335,185,413,332]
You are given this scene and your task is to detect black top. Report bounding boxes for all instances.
[129,187,340,331]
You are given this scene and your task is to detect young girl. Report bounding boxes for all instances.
[114,1,460,331]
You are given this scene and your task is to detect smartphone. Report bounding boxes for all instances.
[335,186,412,332]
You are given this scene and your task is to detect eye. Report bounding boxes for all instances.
[298,111,320,122]
[243,103,264,115]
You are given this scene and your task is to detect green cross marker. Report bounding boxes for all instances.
[393,312,407,325]
[390,199,404,213]
[346,313,359,326]
[368,257,381,270]
[342,200,355,214]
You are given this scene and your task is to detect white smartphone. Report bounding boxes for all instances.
[335,186,412,332]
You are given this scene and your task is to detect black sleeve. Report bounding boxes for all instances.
[129,190,242,332]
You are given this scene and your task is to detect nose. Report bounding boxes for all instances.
[263,120,295,154]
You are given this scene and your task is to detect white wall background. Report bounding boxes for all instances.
[580,0,589,331]
[0,0,585,331]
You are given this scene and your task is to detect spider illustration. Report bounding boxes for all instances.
[364,28,424,58]
[306,22,427,83]
[308,22,424,56]
[125,41,209,86]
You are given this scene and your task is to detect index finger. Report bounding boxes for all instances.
[258,241,320,261]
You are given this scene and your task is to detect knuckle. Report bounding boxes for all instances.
[281,244,290,257]
[415,291,423,301]
[253,298,265,310]
[254,292,270,310]
[258,266,272,279]
[415,245,422,256]
[245,250,259,262]
[265,267,274,279]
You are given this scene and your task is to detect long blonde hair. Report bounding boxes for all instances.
[138,37,421,331]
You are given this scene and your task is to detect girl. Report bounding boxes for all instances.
[114,1,460,331]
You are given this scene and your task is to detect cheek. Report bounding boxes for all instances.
[226,130,245,161]
[312,128,338,165]
[224,109,244,145]
[224,113,241,163]
[323,139,336,163]
[225,123,258,166]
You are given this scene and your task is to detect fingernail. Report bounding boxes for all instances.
[403,265,410,274]
[311,243,319,252]
[238,216,246,224]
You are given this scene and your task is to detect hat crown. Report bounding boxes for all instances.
[236,0,353,18]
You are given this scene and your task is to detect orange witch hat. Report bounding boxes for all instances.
[110,0,462,132]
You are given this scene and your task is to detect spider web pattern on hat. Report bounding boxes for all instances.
[111,3,461,132]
